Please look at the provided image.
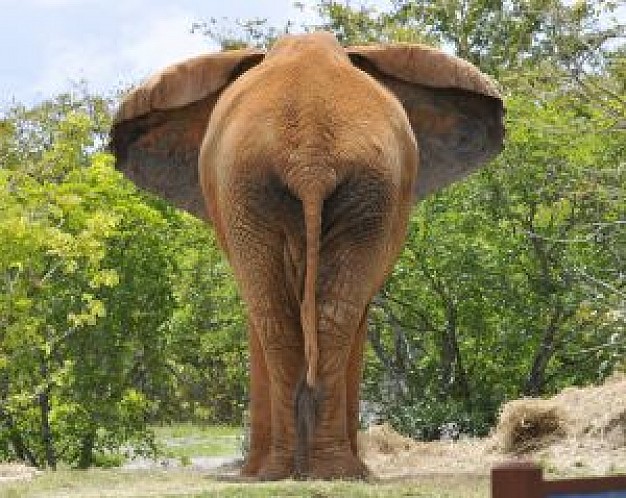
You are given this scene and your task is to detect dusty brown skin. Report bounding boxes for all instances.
[110,32,504,480]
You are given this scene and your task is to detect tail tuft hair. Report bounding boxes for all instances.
[294,378,320,477]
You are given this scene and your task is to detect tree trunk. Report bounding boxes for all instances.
[424,269,472,408]
[367,319,404,402]
[525,305,564,396]
[441,301,472,408]
[0,407,39,467]
[39,355,56,470]
[78,430,95,469]
[368,297,416,401]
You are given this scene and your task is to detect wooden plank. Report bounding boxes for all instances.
[543,474,626,496]
[492,461,543,498]
[492,461,626,498]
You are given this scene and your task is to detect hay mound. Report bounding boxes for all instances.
[494,373,626,456]
[359,375,626,477]
[554,373,626,447]
[358,423,415,456]
[358,423,500,477]
[495,398,567,453]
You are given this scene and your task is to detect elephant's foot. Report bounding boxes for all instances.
[305,445,370,480]
[255,449,295,480]
[240,449,268,477]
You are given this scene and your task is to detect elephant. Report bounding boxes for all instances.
[110,31,504,480]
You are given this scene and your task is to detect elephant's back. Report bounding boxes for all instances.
[200,45,416,205]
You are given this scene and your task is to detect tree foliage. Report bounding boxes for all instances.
[0,93,247,467]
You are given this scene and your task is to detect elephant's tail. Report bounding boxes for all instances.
[293,187,327,475]
[301,194,322,390]
[288,164,336,474]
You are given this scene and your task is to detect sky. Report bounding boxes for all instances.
[0,0,392,107]
[0,1,622,108]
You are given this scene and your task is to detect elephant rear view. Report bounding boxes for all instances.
[110,31,504,480]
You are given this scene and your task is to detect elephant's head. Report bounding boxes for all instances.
[110,32,503,222]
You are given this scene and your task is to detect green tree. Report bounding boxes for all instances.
[165,219,248,424]
[317,0,624,74]
[370,89,624,438]
[0,95,177,467]
[1,90,252,466]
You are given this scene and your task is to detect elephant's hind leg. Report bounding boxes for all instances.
[224,178,305,480]
[303,173,395,479]
[346,310,368,458]
[241,323,271,477]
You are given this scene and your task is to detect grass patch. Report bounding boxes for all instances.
[0,468,490,497]
[161,439,240,459]
[151,424,242,440]
[151,424,243,459]
[0,424,497,496]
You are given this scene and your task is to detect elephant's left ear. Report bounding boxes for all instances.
[110,49,264,220]
[347,44,504,200]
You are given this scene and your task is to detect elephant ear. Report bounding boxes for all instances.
[110,48,264,220]
[348,44,504,200]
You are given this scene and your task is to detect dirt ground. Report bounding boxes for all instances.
[2,374,624,485]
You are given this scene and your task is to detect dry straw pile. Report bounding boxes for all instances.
[494,398,568,453]
[358,423,415,456]
[494,373,626,455]
[360,374,626,477]
[492,373,625,475]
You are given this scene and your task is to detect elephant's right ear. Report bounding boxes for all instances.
[109,49,264,221]
[348,44,504,200]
